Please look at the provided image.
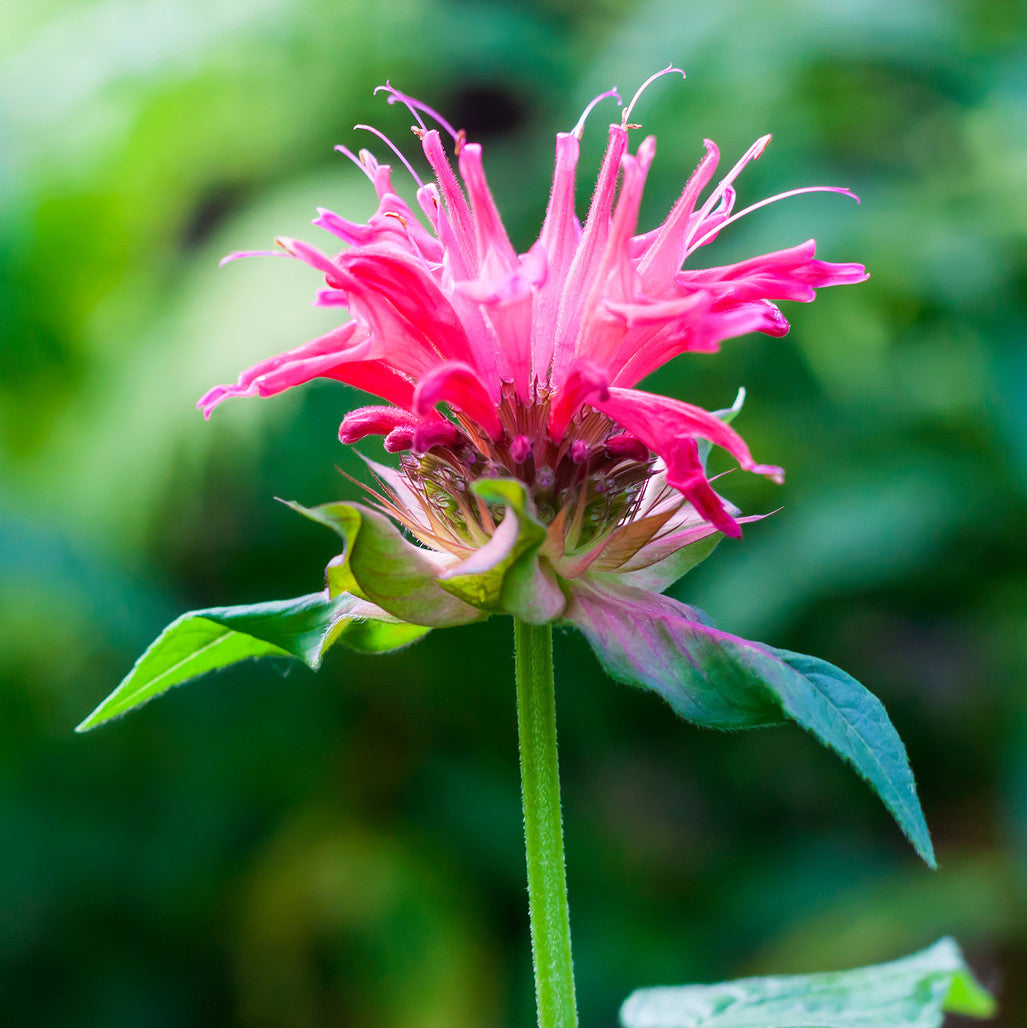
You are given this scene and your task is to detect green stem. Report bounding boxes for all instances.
[514,619,578,1028]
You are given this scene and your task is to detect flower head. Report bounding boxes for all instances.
[200,70,867,627]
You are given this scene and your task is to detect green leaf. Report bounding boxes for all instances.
[766,646,936,866]
[697,387,746,469]
[619,936,995,1028]
[566,581,935,866]
[76,592,351,732]
[287,501,481,627]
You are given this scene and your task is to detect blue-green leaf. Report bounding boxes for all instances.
[619,936,995,1027]
[697,387,746,469]
[566,581,935,866]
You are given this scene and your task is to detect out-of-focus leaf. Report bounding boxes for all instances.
[619,937,995,1028]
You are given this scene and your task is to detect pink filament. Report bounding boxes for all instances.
[621,64,686,125]
[354,123,425,189]
[376,81,459,142]
[571,87,622,139]
[688,186,861,252]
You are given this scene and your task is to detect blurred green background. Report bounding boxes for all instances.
[2,0,1025,1025]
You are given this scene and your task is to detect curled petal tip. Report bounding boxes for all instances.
[752,463,785,485]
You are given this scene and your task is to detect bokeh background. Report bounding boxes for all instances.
[2,0,1026,1025]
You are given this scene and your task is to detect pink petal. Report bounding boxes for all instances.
[314,200,444,264]
[550,124,630,382]
[324,360,416,410]
[198,321,369,417]
[568,140,657,375]
[532,132,583,380]
[412,419,462,453]
[384,426,415,452]
[677,239,869,304]
[339,405,418,444]
[598,385,784,483]
[413,361,503,439]
[681,134,773,253]
[336,249,484,380]
[419,129,477,277]
[636,138,720,293]
[548,358,610,441]
[458,142,518,267]
[274,236,344,285]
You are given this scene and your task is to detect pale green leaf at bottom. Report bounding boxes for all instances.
[620,937,995,1028]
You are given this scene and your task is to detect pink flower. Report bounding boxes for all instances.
[83,74,937,869]
[200,70,865,550]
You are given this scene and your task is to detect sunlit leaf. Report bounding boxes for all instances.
[75,590,409,732]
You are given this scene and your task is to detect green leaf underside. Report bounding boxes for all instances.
[337,619,430,653]
[619,937,995,1028]
[567,582,935,866]
[76,592,426,732]
[288,501,480,627]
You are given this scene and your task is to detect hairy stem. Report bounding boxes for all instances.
[514,619,578,1028]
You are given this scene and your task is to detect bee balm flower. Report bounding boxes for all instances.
[200,71,864,563]
[82,73,934,870]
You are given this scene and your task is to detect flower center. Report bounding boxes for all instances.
[384,395,659,556]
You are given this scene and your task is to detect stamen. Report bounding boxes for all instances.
[354,123,425,188]
[375,81,427,133]
[571,87,622,140]
[333,143,376,183]
[511,435,532,463]
[218,250,286,267]
[621,64,685,127]
[688,186,861,252]
[376,81,459,142]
